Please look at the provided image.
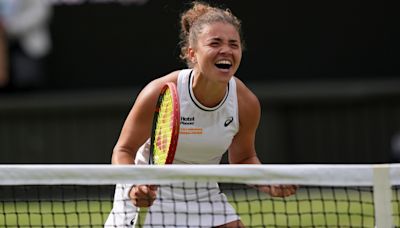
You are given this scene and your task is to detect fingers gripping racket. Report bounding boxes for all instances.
[134,82,180,227]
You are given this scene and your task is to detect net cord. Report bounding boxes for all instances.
[0,164,399,186]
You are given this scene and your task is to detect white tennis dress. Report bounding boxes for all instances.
[105,69,240,227]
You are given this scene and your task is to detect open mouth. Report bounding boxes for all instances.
[215,60,232,70]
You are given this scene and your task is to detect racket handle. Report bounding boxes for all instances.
[133,207,148,228]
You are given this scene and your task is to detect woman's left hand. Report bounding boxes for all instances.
[254,185,299,198]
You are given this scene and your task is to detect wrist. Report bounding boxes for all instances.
[122,184,135,199]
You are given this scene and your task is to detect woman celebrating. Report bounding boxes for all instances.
[106,2,297,227]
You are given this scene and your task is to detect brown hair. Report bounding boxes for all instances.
[179,1,244,67]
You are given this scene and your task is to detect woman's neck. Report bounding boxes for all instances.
[191,71,228,108]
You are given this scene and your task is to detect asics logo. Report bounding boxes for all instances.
[224,117,234,127]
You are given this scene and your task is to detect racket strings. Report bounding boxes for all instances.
[153,89,174,164]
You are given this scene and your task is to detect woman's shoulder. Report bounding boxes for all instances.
[134,70,181,102]
[149,70,180,86]
[234,77,261,123]
[234,77,260,107]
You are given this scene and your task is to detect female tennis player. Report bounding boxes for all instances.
[105,2,297,227]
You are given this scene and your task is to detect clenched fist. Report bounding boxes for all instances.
[129,185,158,207]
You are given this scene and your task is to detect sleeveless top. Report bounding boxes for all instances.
[134,69,240,165]
[174,69,240,164]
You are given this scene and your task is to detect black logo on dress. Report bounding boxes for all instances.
[181,116,195,125]
[224,116,234,127]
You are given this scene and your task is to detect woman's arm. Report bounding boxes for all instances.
[111,71,179,207]
[229,78,298,197]
[228,78,261,165]
[111,71,179,165]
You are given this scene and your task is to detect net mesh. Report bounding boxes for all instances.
[0,185,113,227]
[0,164,399,227]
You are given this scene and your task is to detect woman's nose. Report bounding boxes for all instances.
[219,45,233,55]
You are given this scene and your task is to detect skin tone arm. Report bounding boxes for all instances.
[112,71,179,207]
[229,78,298,197]
[112,71,179,165]
[228,78,262,165]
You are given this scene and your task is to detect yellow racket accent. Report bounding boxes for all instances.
[152,88,174,165]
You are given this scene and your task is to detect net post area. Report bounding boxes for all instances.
[373,164,393,228]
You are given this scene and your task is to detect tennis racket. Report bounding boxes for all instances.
[134,82,180,227]
[148,82,180,165]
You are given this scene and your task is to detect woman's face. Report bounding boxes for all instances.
[189,22,242,83]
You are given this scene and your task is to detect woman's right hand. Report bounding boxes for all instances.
[129,185,158,207]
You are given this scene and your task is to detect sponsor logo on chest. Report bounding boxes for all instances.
[181,116,195,125]
[180,116,202,135]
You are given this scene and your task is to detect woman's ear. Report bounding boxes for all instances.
[188,47,197,64]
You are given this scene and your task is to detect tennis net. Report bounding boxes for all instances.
[0,164,399,227]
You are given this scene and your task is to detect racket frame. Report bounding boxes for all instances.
[149,82,180,165]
